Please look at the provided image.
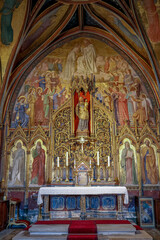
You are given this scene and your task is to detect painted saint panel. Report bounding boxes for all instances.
[51,197,65,210]
[140,139,158,185]
[8,141,26,186]
[90,196,100,209]
[66,197,76,210]
[102,196,116,210]
[30,140,47,186]
[119,139,138,185]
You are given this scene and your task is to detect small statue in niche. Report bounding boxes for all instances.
[76,96,89,137]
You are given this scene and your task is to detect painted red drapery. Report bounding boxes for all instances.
[31,148,45,185]
[74,91,90,136]
[144,0,160,43]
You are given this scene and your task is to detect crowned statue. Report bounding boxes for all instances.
[76,96,89,137]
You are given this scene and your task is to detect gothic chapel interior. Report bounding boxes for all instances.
[0,0,160,236]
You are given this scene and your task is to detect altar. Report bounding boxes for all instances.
[37,186,129,220]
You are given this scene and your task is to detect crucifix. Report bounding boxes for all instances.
[77,137,87,153]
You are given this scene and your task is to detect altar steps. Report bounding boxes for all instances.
[12,220,153,240]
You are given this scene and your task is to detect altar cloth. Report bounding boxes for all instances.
[37,186,128,205]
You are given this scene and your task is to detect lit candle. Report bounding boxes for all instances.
[97,151,99,166]
[57,157,59,167]
[90,159,91,168]
[74,159,76,168]
[66,152,68,166]
[108,156,110,167]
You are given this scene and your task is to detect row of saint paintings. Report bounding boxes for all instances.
[50,196,116,210]
[8,140,47,186]
[7,138,159,187]
[11,38,156,128]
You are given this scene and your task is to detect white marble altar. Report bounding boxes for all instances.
[37,186,129,205]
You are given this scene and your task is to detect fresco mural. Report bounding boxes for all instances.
[119,139,138,185]
[8,140,26,187]
[137,0,160,44]
[140,138,159,185]
[11,38,156,129]
[30,140,47,186]
[0,0,27,79]
[136,0,160,63]
[18,5,69,61]
[91,4,149,61]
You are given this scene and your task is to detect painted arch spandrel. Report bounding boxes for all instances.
[11,38,156,128]
[136,0,160,63]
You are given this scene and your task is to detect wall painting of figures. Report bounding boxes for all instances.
[11,37,156,130]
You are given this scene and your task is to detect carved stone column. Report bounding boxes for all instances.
[157,149,160,182]
[136,147,142,196]
[114,135,119,181]
[25,150,30,200]
[47,148,52,184]
[22,149,30,219]
[103,163,106,181]
[4,151,10,196]
[117,195,123,220]
[43,196,50,220]
[116,148,120,182]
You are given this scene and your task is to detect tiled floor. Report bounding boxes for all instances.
[145,229,160,240]
[0,228,160,240]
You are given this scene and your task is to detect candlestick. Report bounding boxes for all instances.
[97,151,99,166]
[66,152,68,166]
[108,156,110,167]
[57,157,59,167]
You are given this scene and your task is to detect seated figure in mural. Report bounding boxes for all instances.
[76,96,89,136]
[121,141,138,185]
[141,140,158,184]
[11,96,29,128]
[62,45,80,81]
[1,0,22,45]
[10,142,25,186]
[77,39,97,75]
[31,142,45,185]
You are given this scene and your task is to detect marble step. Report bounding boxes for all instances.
[97,224,136,235]
[29,224,69,235]
[12,231,67,240]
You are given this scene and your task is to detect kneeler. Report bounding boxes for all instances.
[7,198,30,228]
